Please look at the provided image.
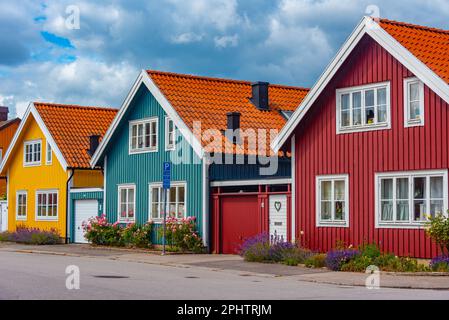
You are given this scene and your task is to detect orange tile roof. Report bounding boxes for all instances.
[379,18,449,84]
[148,70,309,156]
[34,103,117,168]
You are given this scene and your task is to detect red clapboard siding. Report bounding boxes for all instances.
[294,35,448,259]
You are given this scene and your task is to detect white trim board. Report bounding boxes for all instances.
[0,103,68,174]
[90,70,204,167]
[210,178,291,187]
[272,16,449,152]
[70,188,104,194]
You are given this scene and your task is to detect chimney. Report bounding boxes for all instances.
[226,112,241,144]
[0,106,9,121]
[251,82,269,110]
[88,135,101,156]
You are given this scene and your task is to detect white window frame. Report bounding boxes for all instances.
[165,116,176,151]
[46,141,52,165]
[16,190,27,221]
[404,77,425,127]
[117,184,136,222]
[148,182,187,223]
[128,117,158,154]
[316,174,349,227]
[336,81,391,134]
[35,189,58,221]
[23,139,42,167]
[375,170,448,229]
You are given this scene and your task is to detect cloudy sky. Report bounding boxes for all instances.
[1,0,448,118]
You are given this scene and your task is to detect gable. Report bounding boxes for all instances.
[272,17,449,152]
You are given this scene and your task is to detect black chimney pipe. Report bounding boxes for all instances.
[251,82,269,110]
[88,135,101,156]
[226,112,241,144]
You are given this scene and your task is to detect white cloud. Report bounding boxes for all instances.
[214,34,239,48]
[171,32,204,44]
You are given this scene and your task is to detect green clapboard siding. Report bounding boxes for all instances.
[103,85,204,241]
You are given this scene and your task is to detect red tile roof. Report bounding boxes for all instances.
[379,18,449,83]
[34,103,117,168]
[148,71,309,156]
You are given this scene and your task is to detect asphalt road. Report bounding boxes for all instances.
[0,251,448,300]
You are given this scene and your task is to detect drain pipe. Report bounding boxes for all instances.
[65,169,75,244]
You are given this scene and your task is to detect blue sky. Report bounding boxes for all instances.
[1,0,448,117]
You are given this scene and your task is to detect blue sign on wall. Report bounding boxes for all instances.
[163,162,171,189]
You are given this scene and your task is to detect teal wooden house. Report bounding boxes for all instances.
[91,70,308,252]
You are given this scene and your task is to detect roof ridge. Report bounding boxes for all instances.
[147,70,310,91]
[33,102,118,112]
[379,18,449,35]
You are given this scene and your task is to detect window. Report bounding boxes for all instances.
[24,140,42,166]
[336,82,390,133]
[129,118,158,153]
[165,117,176,151]
[46,141,52,165]
[404,77,424,127]
[36,190,58,220]
[316,175,349,227]
[118,185,135,222]
[376,170,448,228]
[16,191,27,220]
[149,183,186,221]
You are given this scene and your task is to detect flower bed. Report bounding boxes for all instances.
[157,216,205,253]
[0,226,61,245]
[239,233,313,266]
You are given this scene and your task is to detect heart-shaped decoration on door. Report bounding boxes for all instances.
[274,201,282,212]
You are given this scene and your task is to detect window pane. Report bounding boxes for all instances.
[430,177,443,199]
[320,202,332,220]
[169,187,176,202]
[414,177,425,199]
[334,180,345,200]
[410,101,420,120]
[381,179,393,199]
[152,204,159,219]
[377,106,387,123]
[321,181,331,200]
[335,201,345,220]
[377,88,387,105]
[341,110,350,127]
[381,201,393,221]
[152,188,159,203]
[365,90,375,106]
[178,186,185,203]
[341,94,350,110]
[410,82,420,101]
[396,200,409,221]
[169,204,176,217]
[414,200,426,221]
[396,178,409,199]
[365,107,375,124]
[178,204,185,219]
[430,200,444,217]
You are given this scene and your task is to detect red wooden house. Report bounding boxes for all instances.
[272,17,449,258]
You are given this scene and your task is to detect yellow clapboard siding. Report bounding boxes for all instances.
[73,170,103,188]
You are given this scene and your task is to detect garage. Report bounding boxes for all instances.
[74,199,99,243]
[211,183,292,254]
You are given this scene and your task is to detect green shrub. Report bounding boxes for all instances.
[121,223,153,248]
[158,216,205,253]
[304,254,327,268]
[426,213,449,255]
[0,232,11,242]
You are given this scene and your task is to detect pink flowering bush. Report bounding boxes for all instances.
[83,215,123,246]
[158,216,204,253]
[83,215,153,248]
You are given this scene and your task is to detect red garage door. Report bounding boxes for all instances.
[220,195,259,254]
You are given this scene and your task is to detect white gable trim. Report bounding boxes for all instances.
[0,103,68,173]
[272,16,449,152]
[90,70,204,167]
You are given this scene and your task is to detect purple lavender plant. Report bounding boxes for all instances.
[430,256,449,271]
[325,249,360,271]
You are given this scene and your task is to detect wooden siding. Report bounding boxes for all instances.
[294,35,448,258]
[7,116,68,237]
[103,86,204,239]
[73,170,103,188]
[0,120,19,196]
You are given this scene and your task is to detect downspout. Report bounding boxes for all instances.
[202,157,210,252]
[65,169,75,244]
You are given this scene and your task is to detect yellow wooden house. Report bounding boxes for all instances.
[0,102,117,241]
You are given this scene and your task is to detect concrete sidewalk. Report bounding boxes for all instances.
[1,242,448,290]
